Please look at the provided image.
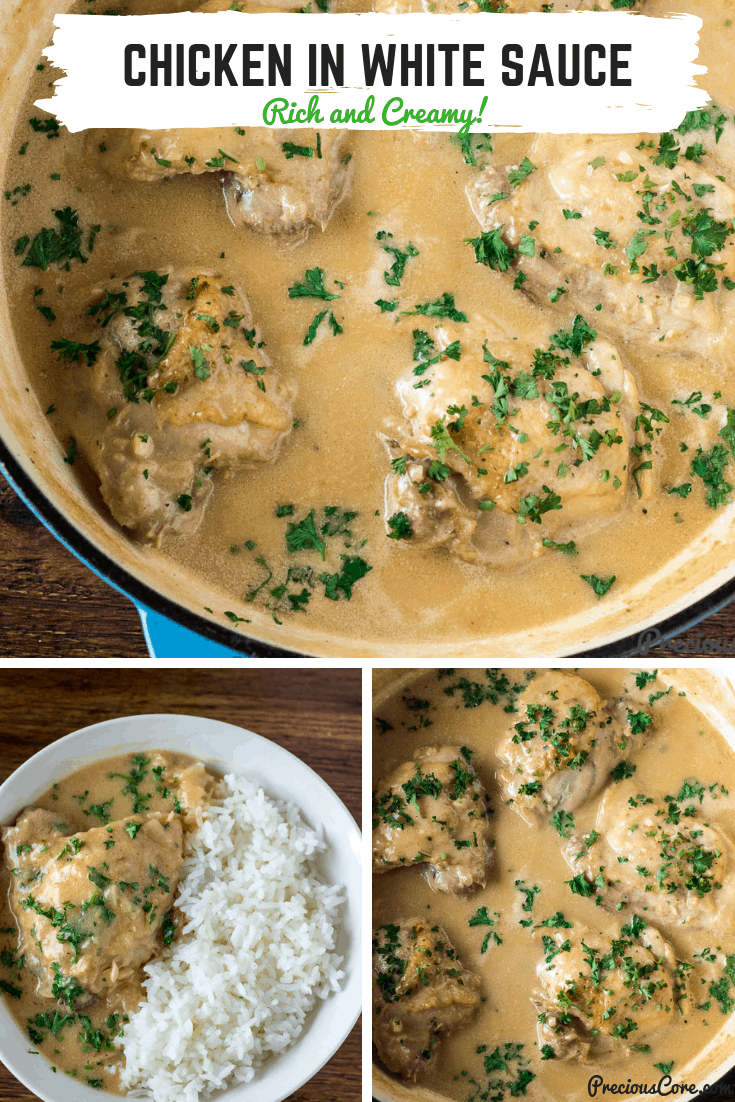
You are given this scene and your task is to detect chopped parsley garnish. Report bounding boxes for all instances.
[401,292,468,322]
[245,507,371,622]
[303,309,341,346]
[691,444,733,508]
[610,761,637,783]
[161,910,177,947]
[50,964,85,1005]
[580,574,616,598]
[16,207,92,270]
[50,338,100,366]
[469,906,502,953]
[376,230,419,286]
[542,538,577,555]
[627,709,653,734]
[508,156,536,189]
[82,799,114,824]
[285,510,327,558]
[517,488,562,525]
[288,267,340,301]
[566,873,596,897]
[549,314,596,357]
[551,810,575,838]
[108,754,151,815]
[282,141,314,159]
[386,512,413,540]
[466,226,516,271]
[453,131,493,168]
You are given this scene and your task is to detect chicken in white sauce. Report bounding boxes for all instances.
[3,808,183,1004]
[100,126,352,243]
[561,777,735,929]
[60,269,296,543]
[372,669,735,1101]
[496,671,633,825]
[94,0,355,241]
[373,918,481,1078]
[533,915,681,1060]
[382,316,657,565]
[468,124,735,345]
[373,745,493,893]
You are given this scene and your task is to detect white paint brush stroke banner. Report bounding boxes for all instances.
[36,11,707,134]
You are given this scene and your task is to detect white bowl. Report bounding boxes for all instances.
[0,713,362,1102]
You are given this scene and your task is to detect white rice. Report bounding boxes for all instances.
[118,773,346,1102]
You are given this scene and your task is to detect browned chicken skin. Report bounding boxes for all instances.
[469,130,735,345]
[2,809,184,1002]
[372,745,493,893]
[373,919,481,1079]
[561,778,735,930]
[69,268,296,544]
[98,125,352,244]
[496,671,630,826]
[533,917,680,1061]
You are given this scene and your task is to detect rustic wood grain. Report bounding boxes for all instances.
[651,604,735,657]
[0,477,147,657]
[0,668,362,1102]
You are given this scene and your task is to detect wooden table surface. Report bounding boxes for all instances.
[3,473,735,657]
[0,667,363,1102]
[0,478,147,657]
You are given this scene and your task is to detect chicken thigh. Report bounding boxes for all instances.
[561,778,735,929]
[373,918,481,1078]
[382,315,657,566]
[3,809,183,1003]
[468,125,735,345]
[496,671,629,825]
[63,269,295,543]
[101,126,351,242]
[533,916,680,1060]
[373,746,493,893]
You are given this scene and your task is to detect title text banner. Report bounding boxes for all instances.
[36,11,707,134]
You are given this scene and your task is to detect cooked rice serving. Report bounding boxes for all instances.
[118,772,346,1102]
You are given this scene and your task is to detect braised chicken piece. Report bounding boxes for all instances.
[496,671,630,825]
[65,269,295,543]
[94,0,353,241]
[175,760,217,827]
[373,746,492,893]
[561,777,735,929]
[2,810,183,1003]
[373,919,481,1078]
[533,916,680,1061]
[99,124,352,242]
[221,128,351,238]
[468,125,735,345]
[382,316,656,566]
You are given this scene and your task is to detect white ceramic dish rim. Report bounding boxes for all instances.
[0,713,362,1102]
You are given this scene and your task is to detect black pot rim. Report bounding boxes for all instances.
[573,576,735,657]
[3,434,734,658]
